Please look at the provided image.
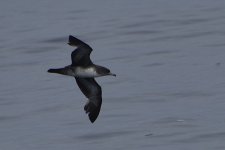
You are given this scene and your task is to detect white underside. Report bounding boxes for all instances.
[72,67,100,77]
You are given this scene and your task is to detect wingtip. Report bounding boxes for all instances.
[88,113,99,123]
[67,35,92,50]
[68,35,76,46]
[89,117,97,123]
[68,35,81,47]
[69,35,74,39]
[84,101,101,123]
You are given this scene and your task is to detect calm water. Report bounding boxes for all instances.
[1,0,225,149]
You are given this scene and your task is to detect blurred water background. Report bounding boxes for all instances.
[1,0,225,149]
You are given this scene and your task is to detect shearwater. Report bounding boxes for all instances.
[48,35,116,123]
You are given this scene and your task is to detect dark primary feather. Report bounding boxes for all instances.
[75,77,102,123]
[68,35,92,50]
[68,35,93,67]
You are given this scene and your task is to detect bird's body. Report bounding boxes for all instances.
[74,66,98,77]
[48,35,116,123]
[48,65,113,78]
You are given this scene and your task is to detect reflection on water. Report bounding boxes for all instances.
[1,0,225,150]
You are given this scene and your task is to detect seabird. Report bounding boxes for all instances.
[48,35,116,123]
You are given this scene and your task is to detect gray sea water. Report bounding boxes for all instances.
[1,0,225,149]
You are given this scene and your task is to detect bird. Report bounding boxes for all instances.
[48,35,116,123]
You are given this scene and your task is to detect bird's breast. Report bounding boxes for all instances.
[74,67,100,77]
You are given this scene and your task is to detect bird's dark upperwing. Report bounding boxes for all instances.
[75,77,102,123]
[68,35,93,67]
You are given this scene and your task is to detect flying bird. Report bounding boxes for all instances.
[48,35,116,123]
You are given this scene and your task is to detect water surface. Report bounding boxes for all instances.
[1,0,225,149]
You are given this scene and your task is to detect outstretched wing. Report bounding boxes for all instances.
[68,35,93,67]
[75,77,102,123]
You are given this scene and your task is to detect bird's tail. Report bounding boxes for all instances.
[48,68,66,75]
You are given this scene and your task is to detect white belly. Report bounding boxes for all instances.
[75,67,99,77]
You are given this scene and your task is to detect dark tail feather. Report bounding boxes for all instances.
[48,68,65,75]
[84,101,101,123]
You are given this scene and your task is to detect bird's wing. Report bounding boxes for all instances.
[68,35,93,67]
[75,77,102,123]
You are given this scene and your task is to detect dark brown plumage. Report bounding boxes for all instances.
[48,35,116,123]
